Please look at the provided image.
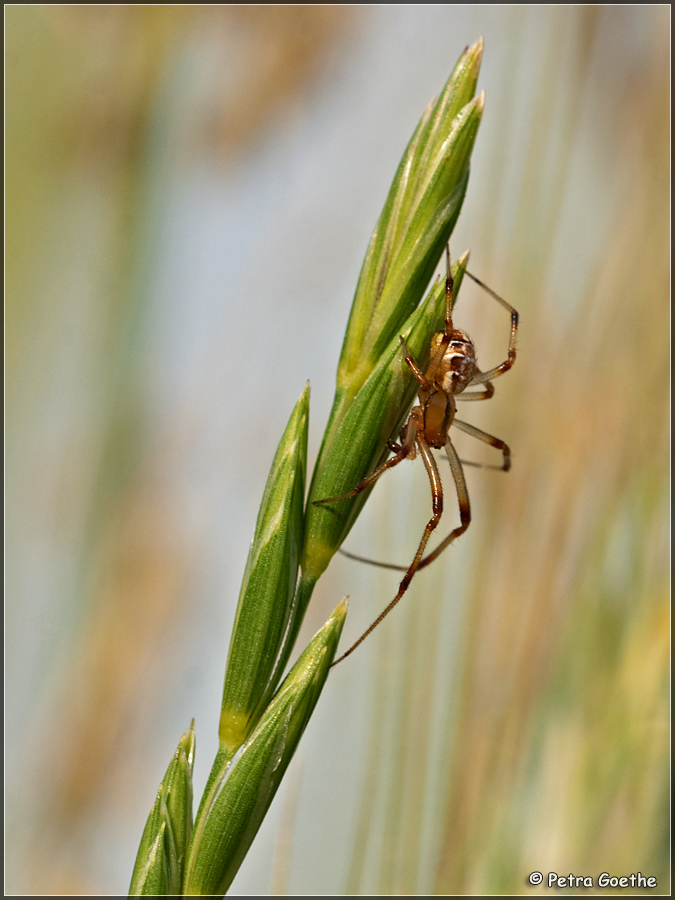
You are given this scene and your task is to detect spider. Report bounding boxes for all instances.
[314,247,519,666]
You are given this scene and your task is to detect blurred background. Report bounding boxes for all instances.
[6,6,669,895]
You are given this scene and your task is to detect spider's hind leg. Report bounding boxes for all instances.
[312,450,407,506]
[314,408,420,506]
[331,433,445,665]
[415,436,471,572]
[452,419,511,471]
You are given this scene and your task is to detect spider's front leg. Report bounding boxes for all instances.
[464,272,519,385]
[399,335,433,391]
[455,366,495,401]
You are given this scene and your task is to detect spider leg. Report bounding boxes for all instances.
[414,436,471,572]
[312,454,406,505]
[458,458,508,471]
[455,385,495,400]
[313,411,419,505]
[464,271,518,385]
[425,247,457,383]
[331,433,443,665]
[443,244,455,334]
[337,423,501,571]
[456,369,495,401]
[399,336,433,391]
[452,419,511,471]
[337,546,408,571]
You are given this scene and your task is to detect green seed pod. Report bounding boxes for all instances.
[219,383,309,754]
[184,600,347,897]
[129,721,196,896]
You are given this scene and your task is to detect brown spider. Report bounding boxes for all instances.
[315,247,518,666]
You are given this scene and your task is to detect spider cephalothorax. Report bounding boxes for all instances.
[431,329,477,395]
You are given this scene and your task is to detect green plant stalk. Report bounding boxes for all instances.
[130,39,484,896]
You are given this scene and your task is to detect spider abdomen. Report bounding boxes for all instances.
[422,389,455,448]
